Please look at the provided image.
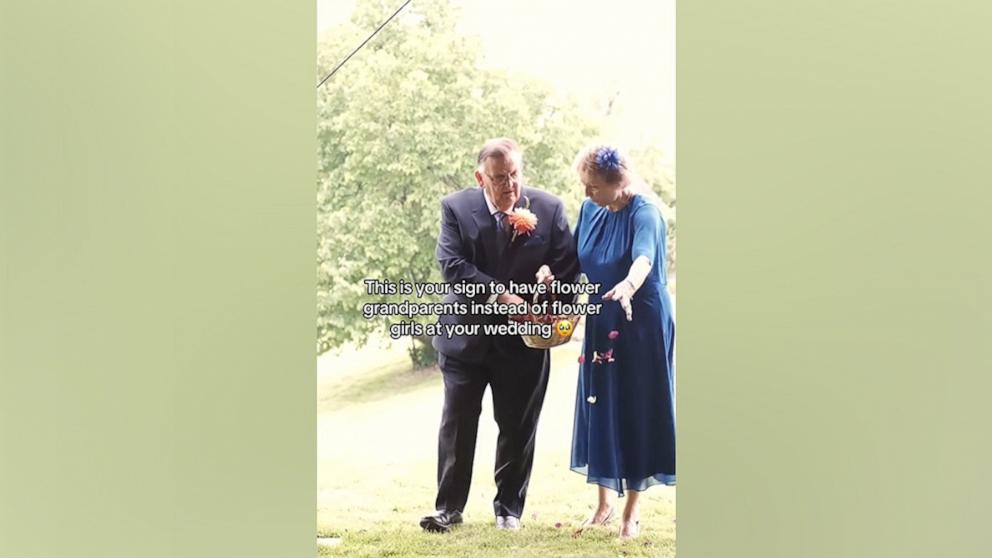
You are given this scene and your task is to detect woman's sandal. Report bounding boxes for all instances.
[619,519,640,540]
[575,508,615,533]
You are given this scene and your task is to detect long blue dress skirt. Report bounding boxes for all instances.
[570,194,676,496]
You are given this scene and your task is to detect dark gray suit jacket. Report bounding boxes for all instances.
[432,185,578,362]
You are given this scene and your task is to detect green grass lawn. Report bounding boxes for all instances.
[317,332,676,557]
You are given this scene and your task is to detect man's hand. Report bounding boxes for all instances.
[602,280,636,321]
[497,292,528,322]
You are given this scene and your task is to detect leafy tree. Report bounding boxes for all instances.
[630,145,677,290]
[317,0,599,365]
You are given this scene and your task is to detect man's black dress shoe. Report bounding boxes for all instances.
[419,510,463,533]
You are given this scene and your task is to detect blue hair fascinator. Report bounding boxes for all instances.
[594,147,622,172]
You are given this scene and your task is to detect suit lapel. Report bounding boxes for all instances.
[471,188,502,267]
[504,190,530,254]
[472,187,533,276]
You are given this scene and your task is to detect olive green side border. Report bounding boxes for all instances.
[1,3,316,557]
[677,1,992,556]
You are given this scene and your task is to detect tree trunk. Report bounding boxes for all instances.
[407,334,437,369]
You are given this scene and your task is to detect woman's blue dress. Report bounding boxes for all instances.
[570,193,676,495]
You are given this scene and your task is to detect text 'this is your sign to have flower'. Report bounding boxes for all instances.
[361,278,605,340]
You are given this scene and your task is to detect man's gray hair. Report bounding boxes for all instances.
[476,137,522,169]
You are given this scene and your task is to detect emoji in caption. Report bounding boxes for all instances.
[555,320,573,336]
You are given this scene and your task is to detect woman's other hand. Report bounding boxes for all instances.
[602,279,635,321]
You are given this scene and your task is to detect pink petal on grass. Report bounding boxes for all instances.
[608,330,620,340]
[555,522,562,529]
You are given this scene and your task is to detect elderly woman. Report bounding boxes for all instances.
[569,145,675,539]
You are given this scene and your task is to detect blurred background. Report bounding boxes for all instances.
[316,1,674,555]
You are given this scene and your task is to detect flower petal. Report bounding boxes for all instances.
[608,330,620,340]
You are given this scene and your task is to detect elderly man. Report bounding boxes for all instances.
[419,138,578,533]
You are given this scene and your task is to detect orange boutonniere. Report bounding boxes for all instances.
[506,197,538,242]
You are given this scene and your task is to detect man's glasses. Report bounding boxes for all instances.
[485,171,520,188]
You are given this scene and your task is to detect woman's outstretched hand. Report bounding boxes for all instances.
[602,280,635,321]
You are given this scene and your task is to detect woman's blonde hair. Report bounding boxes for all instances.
[573,144,632,186]
[573,144,667,210]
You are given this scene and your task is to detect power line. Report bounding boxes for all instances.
[316,0,414,89]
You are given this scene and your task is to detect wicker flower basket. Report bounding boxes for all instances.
[520,291,582,349]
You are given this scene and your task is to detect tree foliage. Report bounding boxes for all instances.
[631,145,677,290]
[317,0,600,361]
